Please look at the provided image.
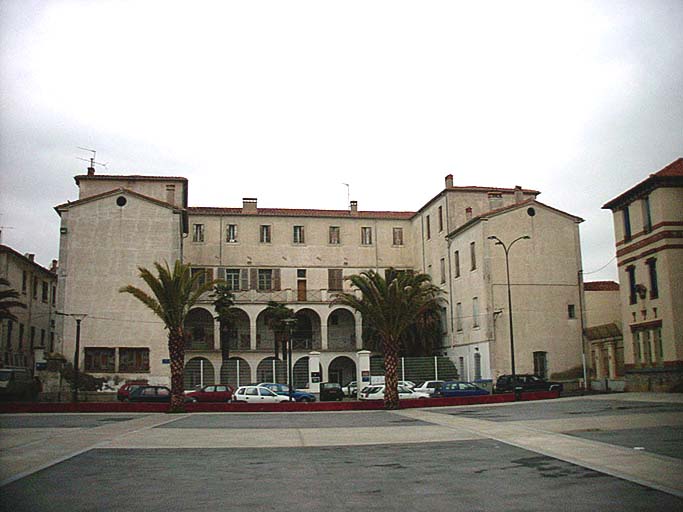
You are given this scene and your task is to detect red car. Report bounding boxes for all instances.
[185,384,234,402]
[117,381,148,401]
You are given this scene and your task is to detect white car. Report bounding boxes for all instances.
[412,380,444,396]
[232,386,290,403]
[359,385,430,400]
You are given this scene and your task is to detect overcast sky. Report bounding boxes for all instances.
[1,0,681,281]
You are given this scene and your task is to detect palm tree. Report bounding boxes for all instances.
[119,261,217,412]
[0,278,26,321]
[333,269,444,410]
[211,284,238,362]
[263,301,296,360]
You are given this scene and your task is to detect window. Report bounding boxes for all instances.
[646,258,658,299]
[226,224,238,243]
[192,224,205,242]
[293,225,305,244]
[393,227,404,246]
[454,251,460,278]
[642,330,652,363]
[40,329,45,347]
[439,258,446,284]
[6,321,13,349]
[633,331,642,363]
[191,268,212,289]
[42,281,48,303]
[472,297,479,328]
[440,307,448,334]
[30,327,35,350]
[22,271,27,294]
[329,226,340,245]
[456,302,463,331]
[119,348,150,372]
[51,285,56,305]
[328,269,343,291]
[225,269,241,291]
[84,348,116,372]
[18,324,24,349]
[626,265,637,305]
[654,328,663,361]
[568,304,576,319]
[642,196,652,233]
[622,206,632,241]
[533,351,548,379]
[426,215,431,239]
[33,276,38,299]
[297,269,306,278]
[361,227,373,245]
[258,269,273,291]
[438,206,443,232]
[470,242,477,270]
[474,352,482,380]
[260,225,271,243]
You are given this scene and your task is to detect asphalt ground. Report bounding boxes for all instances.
[2,441,681,512]
[1,393,682,511]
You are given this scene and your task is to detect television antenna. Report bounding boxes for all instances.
[342,183,350,208]
[76,147,107,171]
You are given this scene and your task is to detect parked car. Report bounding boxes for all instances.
[320,382,344,401]
[117,380,148,401]
[494,374,563,394]
[0,368,37,400]
[345,381,358,397]
[434,381,489,398]
[232,385,290,403]
[399,380,416,389]
[258,382,316,402]
[128,385,197,403]
[185,384,234,402]
[360,385,430,400]
[412,380,444,396]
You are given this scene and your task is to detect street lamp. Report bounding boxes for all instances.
[487,235,530,399]
[56,312,87,403]
[282,318,296,402]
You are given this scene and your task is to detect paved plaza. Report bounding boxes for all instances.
[1,393,682,511]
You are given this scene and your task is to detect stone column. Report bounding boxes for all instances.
[356,350,371,399]
[214,320,221,351]
[355,312,363,350]
[320,321,328,351]
[250,315,258,351]
[607,342,617,379]
[308,351,321,394]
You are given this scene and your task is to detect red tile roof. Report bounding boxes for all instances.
[654,158,683,177]
[55,188,181,213]
[584,281,619,291]
[74,174,187,185]
[188,207,415,220]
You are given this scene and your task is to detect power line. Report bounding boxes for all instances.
[583,255,617,276]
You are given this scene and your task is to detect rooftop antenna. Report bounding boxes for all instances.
[76,147,107,174]
[0,213,13,244]
[342,183,350,209]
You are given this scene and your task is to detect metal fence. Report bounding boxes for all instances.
[370,356,459,383]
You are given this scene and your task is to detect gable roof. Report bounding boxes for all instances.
[584,281,619,292]
[0,244,57,277]
[584,322,622,341]
[74,174,187,185]
[54,187,182,214]
[602,158,683,210]
[446,199,583,239]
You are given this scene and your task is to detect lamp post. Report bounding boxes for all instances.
[56,312,87,403]
[282,318,296,402]
[487,235,529,399]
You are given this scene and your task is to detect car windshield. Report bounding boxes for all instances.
[0,371,12,382]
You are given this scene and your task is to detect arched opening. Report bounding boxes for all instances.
[184,308,214,350]
[220,357,251,388]
[256,356,287,384]
[327,308,356,351]
[292,356,322,389]
[184,357,215,389]
[220,308,251,354]
[328,356,356,386]
[255,310,276,353]
[293,309,321,350]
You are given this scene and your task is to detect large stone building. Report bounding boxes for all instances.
[55,170,585,390]
[0,245,58,369]
[603,158,683,391]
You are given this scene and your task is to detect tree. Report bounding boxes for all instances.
[0,278,26,321]
[333,269,444,410]
[211,284,238,362]
[119,261,217,412]
[263,301,296,360]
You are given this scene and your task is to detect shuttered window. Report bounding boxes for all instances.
[328,269,343,291]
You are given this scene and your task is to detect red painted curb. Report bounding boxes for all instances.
[0,391,559,414]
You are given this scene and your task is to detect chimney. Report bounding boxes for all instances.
[25,253,35,262]
[242,198,257,214]
[445,174,453,188]
[465,207,473,221]
[50,259,59,272]
[350,200,358,215]
[514,185,524,203]
[87,166,95,176]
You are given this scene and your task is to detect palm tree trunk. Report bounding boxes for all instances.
[383,336,400,410]
[169,328,186,412]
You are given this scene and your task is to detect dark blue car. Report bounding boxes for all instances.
[435,381,489,398]
[258,382,316,402]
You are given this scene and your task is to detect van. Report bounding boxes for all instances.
[0,368,37,400]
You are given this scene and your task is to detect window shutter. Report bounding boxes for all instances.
[217,268,225,280]
[250,268,257,290]
[240,269,249,290]
[273,269,281,291]
[329,269,343,291]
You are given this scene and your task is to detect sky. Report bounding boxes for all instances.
[1,0,682,281]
